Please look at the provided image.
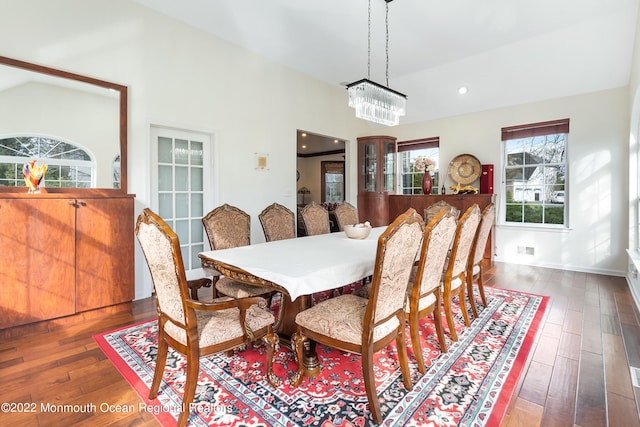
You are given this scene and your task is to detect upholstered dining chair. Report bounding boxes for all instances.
[259,202,296,242]
[333,202,359,231]
[202,204,275,300]
[442,204,481,342]
[407,210,457,374]
[290,208,424,424]
[135,208,279,427]
[466,203,496,318]
[424,200,461,224]
[299,201,330,236]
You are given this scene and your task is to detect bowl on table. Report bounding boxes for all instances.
[344,223,372,240]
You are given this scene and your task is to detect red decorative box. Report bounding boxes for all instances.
[480,164,494,194]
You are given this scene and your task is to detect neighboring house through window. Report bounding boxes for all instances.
[502,119,569,226]
[397,137,440,194]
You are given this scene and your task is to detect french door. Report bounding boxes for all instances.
[151,126,212,279]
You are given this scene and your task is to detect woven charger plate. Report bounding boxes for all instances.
[448,154,482,185]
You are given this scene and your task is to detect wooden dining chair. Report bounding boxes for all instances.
[299,201,330,236]
[407,210,457,373]
[290,208,424,424]
[259,202,296,242]
[333,202,359,231]
[466,203,496,317]
[202,204,275,300]
[136,208,279,427]
[442,204,481,342]
[424,200,460,224]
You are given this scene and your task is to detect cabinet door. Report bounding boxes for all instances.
[75,197,134,312]
[0,198,75,329]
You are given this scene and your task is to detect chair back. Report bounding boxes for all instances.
[334,202,359,231]
[471,203,496,266]
[259,203,296,242]
[447,204,481,279]
[414,211,458,297]
[136,208,187,326]
[202,204,250,249]
[366,208,424,331]
[424,200,460,224]
[300,202,330,236]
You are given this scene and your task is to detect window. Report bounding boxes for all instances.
[502,119,569,226]
[0,136,94,188]
[321,161,344,203]
[398,137,440,194]
[112,155,121,189]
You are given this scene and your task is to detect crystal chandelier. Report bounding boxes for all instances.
[347,0,406,126]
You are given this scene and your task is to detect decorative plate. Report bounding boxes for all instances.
[449,154,482,185]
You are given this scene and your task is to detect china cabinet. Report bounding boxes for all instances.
[357,135,396,226]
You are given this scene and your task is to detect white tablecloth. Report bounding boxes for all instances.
[199,227,385,301]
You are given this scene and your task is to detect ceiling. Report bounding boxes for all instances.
[135,0,639,147]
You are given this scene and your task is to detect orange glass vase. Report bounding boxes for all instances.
[421,171,433,194]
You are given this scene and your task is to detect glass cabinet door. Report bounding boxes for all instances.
[383,140,396,193]
[360,141,378,192]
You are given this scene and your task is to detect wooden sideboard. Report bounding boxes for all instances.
[0,194,135,330]
[389,194,496,259]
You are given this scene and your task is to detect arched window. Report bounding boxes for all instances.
[0,136,95,188]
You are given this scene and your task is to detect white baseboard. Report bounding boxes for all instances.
[492,256,626,277]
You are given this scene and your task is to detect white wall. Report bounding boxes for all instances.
[385,88,630,276]
[0,0,631,302]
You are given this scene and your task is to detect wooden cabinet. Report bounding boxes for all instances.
[357,135,396,226]
[0,195,135,329]
[389,194,496,259]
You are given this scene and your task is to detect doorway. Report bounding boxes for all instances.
[296,130,346,208]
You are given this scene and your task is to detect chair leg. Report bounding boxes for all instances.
[409,310,426,374]
[262,327,281,387]
[289,330,307,387]
[149,335,168,399]
[466,273,479,318]
[362,346,383,424]
[478,270,488,307]
[177,350,200,427]
[459,285,471,327]
[443,290,458,342]
[433,292,447,353]
[395,325,413,392]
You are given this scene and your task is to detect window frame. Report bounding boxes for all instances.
[501,119,569,228]
[397,137,440,195]
[0,135,96,188]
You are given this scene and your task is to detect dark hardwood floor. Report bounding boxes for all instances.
[1,261,639,426]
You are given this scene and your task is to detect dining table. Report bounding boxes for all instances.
[199,226,385,376]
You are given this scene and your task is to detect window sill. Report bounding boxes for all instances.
[496,223,572,233]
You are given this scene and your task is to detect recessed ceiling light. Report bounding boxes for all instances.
[334,139,339,144]
[458,86,468,95]
[301,132,307,137]
[302,144,307,149]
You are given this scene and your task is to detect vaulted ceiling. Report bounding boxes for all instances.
[135,0,638,127]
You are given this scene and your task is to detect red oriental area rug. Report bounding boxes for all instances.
[94,287,547,426]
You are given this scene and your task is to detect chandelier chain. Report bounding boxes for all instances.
[367,0,371,80]
[385,0,389,86]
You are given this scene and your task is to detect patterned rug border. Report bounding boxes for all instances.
[94,287,549,426]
